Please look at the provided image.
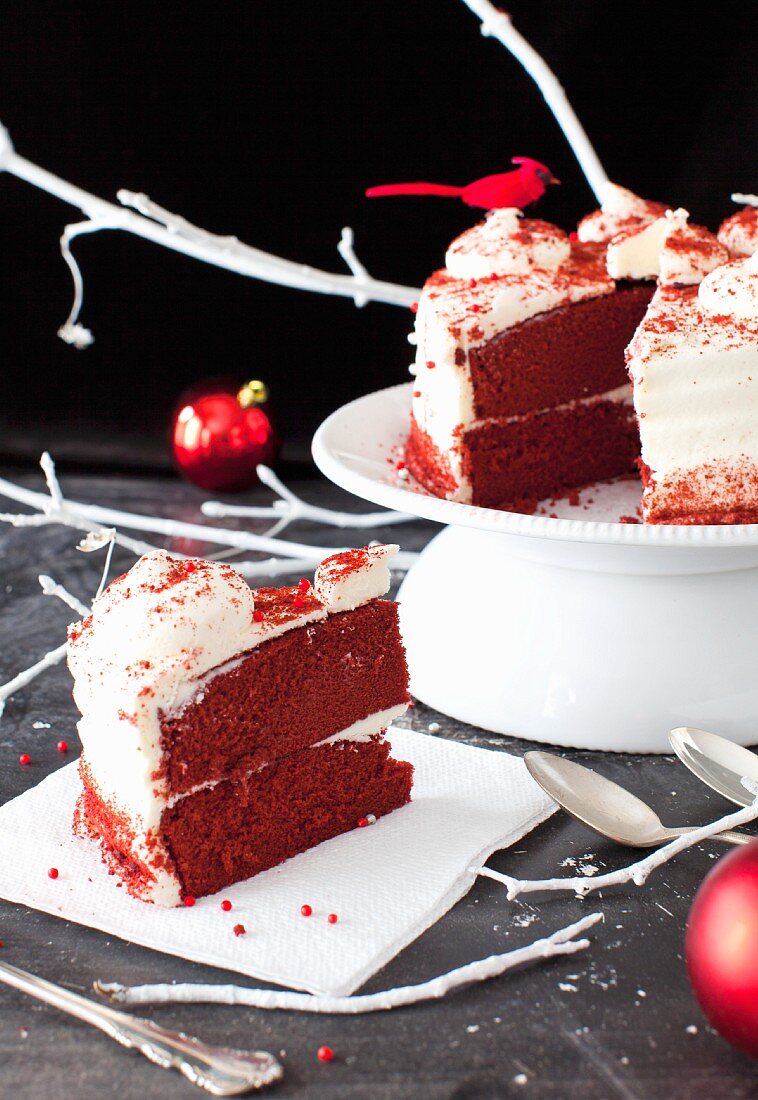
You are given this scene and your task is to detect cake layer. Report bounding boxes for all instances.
[78,737,413,901]
[407,393,638,511]
[467,284,654,419]
[160,598,409,796]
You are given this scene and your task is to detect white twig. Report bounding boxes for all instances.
[337,227,371,307]
[201,465,414,533]
[39,576,90,618]
[731,193,758,207]
[479,795,758,900]
[0,643,68,719]
[0,460,419,572]
[0,125,419,343]
[460,0,609,202]
[95,912,600,1013]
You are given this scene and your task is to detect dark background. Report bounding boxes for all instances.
[2,1,755,473]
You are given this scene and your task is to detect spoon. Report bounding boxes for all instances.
[669,726,758,808]
[524,751,749,847]
[0,958,283,1095]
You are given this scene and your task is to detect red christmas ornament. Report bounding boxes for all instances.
[172,378,278,491]
[686,839,758,1056]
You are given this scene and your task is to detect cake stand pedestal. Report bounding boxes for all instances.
[313,383,758,752]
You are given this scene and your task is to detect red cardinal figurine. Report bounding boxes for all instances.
[366,156,558,210]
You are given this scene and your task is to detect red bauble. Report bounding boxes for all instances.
[172,379,278,491]
[686,838,758,1057]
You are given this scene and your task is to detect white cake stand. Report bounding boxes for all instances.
[313,383,758,753]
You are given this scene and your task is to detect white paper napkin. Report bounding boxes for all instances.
[0,727,554,997]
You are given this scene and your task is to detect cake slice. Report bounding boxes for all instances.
[405,206,653,508]
[627,250,758,523]
[67,546,413,905]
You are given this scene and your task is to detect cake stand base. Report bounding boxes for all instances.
[398,524,758,752]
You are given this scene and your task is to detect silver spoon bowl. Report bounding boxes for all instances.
[669,726,758,808]
[524,751,748,847]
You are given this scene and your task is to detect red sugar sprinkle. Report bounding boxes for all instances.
[183,895,196,907]
[293,594,306,609]
[327,913,338,924]
[469,279,478,287]
[413,390,421,398]
[426,360,436,370]
[56,741,68,754]
[184,561,197,574]
[297,578,311,593]
[300,904,313,917]
[317,1046,334,1063]
[233,924,246,937]
[253,610,264,623]
[221,899,232,912]
[47,868,59,880]
[410,301,418,313]
[18,754,31,766]
[357,817,369,828]
[470,303,481,313]
[396,461,406,471]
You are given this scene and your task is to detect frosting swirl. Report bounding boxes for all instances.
[698,253,758,320]
[577,182,669,245]
[445,208,571,278]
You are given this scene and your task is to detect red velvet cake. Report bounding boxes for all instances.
[405,202,655,508]
[67,545,413,905]
[405,185,756,521]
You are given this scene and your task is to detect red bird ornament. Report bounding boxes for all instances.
[366,157,558,210]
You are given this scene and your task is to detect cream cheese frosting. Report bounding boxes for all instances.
[576,182,669,245]
[606,209,728,285]
[718,207,758,258]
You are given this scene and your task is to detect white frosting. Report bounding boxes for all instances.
[411,249,614,501]
[68,547,401,905]
[698,254,758,320]
[606,209,728,285]
[314,545,397,612]
[577,183,668,244]
[718,208,758,257]
[627,284,758,492]
[445,209,571,279]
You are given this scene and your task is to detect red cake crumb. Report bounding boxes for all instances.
[233,923,246,936]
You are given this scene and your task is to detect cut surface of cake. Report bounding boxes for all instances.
[628,251,758,524]
[405,203,655,508]
[67,546,413,905]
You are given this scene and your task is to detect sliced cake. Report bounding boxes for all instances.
[405,206,654,508]
[67,546,413,905]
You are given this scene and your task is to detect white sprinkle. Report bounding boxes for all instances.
[428,721,441,733]
[366,814,377,826]
[514,1073,528,1086]
[620,1056,630,1065]
[466,1024,480,1034]
[558,982,578,993]
[686,1025,698,1035]
[32,721,51,729]
[397,468,409,481]
[637,989,646,998]
[579,864,599,877]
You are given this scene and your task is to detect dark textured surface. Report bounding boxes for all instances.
[0,471,756,1099]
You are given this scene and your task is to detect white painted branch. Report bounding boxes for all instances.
[39,576,90,618]
[479,795,758,900]
[732,193,758,207]
[461,0,609,203]
[0,643,68,719]
[201,464,414,531]
[0,124,418,344]
[95,912,601,1013]
[0,468,419,570]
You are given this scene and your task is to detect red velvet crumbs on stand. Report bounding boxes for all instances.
[300,904,313,917]
[253,610,264,623]
[57,741,68,754]
[327,913,338,924]
[19,754,30,766]
[183,895,196,907]
[47,868,58,880]
[297,578,311,593]
[317,1046,334,1063]
[233,924,246,937]
[221,899,232,912]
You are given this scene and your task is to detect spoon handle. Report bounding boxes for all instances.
[0,959,283,1094]
[665,826,750,846]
